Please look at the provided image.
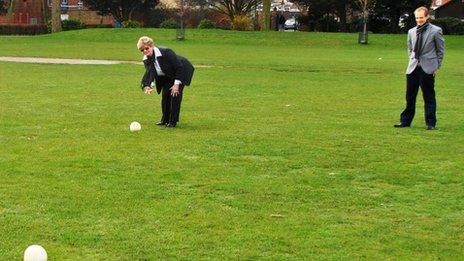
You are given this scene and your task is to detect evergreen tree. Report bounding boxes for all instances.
[82,0,159,23]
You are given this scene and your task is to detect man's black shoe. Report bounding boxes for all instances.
[166,123,176,128]
[426,125,437,130]
[394,123,410,128]
[156,121,166,126]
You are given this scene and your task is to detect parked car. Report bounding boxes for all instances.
[284,17,299,30]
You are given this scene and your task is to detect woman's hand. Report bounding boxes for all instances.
[170,84,180,97]
[144,87,153,94]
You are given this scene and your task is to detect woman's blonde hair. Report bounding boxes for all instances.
[137,36,154,50]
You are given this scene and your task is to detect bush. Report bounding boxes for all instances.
[315,15,340,32]
[159,18,177,29]
[142,8,175,28]
[0,24,48,35]
[198,19,215,29]
[86,24,113,29]
[453,23,464,35]
[231,15,252,31]
[122,20,141,28]
[216,17,231,30]
[431,17,464,35]
[298,15,316,31]
[62,19,85,31]
[367,16,391,33]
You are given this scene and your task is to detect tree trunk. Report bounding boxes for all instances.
[51,0,61,33]
[339,13,347,32]
[337,2,348,32]
[6,0,13,22]
[262,0,270,30]
[389,10,401,33]
[362,13,368,44]
[363,16,367,34]
[326,11,329,31]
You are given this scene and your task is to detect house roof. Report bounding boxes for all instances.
[431,0,453,10]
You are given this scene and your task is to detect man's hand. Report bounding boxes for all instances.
[433,70,438,77]
[144,86,153,94]
[170,84,180,97]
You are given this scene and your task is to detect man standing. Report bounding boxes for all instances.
[138,36,194,128]
[394,6,445,130]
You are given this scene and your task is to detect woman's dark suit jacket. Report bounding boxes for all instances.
[141,47,194,94]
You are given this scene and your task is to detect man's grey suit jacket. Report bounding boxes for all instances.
[406,23,445,75]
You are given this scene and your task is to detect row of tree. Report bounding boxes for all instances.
[0,0,434,33]
[79,0,433,32]
[295,0,431,33]
[81,0,262,24]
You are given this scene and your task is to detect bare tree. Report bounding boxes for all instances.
[209,0,260,21]
[356,0,374,43]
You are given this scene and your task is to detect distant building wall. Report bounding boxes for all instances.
[57,0,113,26]
[66,9,113,26]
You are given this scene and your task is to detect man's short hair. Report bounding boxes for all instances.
[414,6,429,16]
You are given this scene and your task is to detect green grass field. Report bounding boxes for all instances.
[1,29,463,259]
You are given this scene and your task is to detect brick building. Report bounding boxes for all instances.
[0,0,47,25]
[0,0,114,26]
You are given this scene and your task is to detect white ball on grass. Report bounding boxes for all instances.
[24,245,47,261]
[130,121,141,132]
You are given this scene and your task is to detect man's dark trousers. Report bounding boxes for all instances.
[161,84,183,125]
[401,66,436,127]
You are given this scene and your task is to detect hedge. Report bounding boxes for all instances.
[431,17,464,35]
[0,24,48,35]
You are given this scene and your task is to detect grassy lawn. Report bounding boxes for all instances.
[0,29,463,259]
